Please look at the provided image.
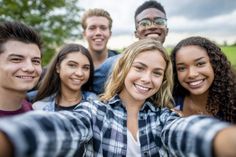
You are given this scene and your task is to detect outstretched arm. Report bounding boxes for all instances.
[160,110,231,157]
[0,132,14,157]
[0,102,95,157]
[214,126,236,157]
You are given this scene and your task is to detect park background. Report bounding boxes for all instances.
[0,0,235,67]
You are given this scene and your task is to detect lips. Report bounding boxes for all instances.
[187,79,204,88]
[134,83,151,94]
[145,31,161,36]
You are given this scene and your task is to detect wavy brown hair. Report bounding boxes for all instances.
[101,38,174,108]
[171,36,236,123]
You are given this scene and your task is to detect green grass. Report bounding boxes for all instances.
[42,45,236,68]
[221,46,236,67]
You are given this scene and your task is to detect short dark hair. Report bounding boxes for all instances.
[134,0,166,20]
[0,21,42,54]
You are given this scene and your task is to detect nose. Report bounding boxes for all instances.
[22,60,35,73]
[74,67,84,76]
[140,71,152,83]
[95,28,102,35]
[187,66,198,78]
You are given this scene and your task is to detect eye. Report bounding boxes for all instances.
[87,26,96,31]
[32,59,41,65]
[82,65,90,71]
[134,65,144,71]
[10,57,22,63]
[196,61,206,67]
[177,66,186,72]
[154,18,167,26]
[153,71,163,77]
[138,19,151,27]
[100,25,108,31]
[68,63,77,68]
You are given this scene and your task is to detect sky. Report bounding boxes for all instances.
[78,0,236,49]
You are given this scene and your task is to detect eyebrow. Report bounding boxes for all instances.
[8,54,24,58]
[8,53,41,59]
[133,61,165,71]
[176,57,206,65]
[67,60,90,66]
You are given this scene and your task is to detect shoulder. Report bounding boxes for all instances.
[82,91,98,101]
[32,95,56,111]
[108,49,119,57]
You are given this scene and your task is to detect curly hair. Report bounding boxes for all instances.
[171,36,236,123]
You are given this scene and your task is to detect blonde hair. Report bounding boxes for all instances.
[81,8,112,30]
[100,38,174,108]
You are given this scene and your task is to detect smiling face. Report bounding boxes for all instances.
[0,40,42,93]
[83,16,111,54]
[56,52,91,93]
[175,45,214,96]
[120,50,166,105]
[135,8,168,43]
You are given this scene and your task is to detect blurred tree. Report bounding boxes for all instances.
[0,0,82,65]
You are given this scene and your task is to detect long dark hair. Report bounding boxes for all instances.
[34,43,94,102]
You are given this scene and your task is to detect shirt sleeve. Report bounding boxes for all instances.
[160,109,230,157]
[0,102,95,157]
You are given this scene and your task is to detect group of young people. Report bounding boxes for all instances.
[0,1,236,157]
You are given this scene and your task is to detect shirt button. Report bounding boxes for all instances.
[144,152,148,156]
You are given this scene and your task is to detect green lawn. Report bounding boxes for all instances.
[221,46,236,67]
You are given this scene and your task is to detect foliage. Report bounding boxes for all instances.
[0,0,83,65]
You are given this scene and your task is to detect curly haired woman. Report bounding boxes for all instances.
[171,36,236,123]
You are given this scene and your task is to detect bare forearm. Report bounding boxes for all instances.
[0,132,14,157]
[214,126,236,157]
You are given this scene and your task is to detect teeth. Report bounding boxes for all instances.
[146,34,160,38]
[18,76,34,79]
[135,84,149,91]
[189,80,203,86]
[94,39,102,42]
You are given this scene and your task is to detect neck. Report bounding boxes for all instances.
[89,48,108,68]
[57,88,82,107]
[119,93,143,141]
[0,88,25,111]
[188,93,208,108]
[183,93,210,116]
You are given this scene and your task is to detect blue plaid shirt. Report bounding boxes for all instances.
[0,95,229,157]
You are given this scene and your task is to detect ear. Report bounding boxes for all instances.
[56,64,60,73]
[82,31,86,38]
[134,30,139,39]
[166,27,169,36]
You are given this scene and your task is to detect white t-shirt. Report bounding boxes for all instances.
[126,129,141,157]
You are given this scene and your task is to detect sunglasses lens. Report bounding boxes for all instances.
[138,19,151,27]
[154,18,167,26]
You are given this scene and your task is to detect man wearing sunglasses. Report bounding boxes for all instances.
[93,0,169,94]
[134,1,168,43]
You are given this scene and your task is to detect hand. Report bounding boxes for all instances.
[214,126,236,157]
[0,132,14,157]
